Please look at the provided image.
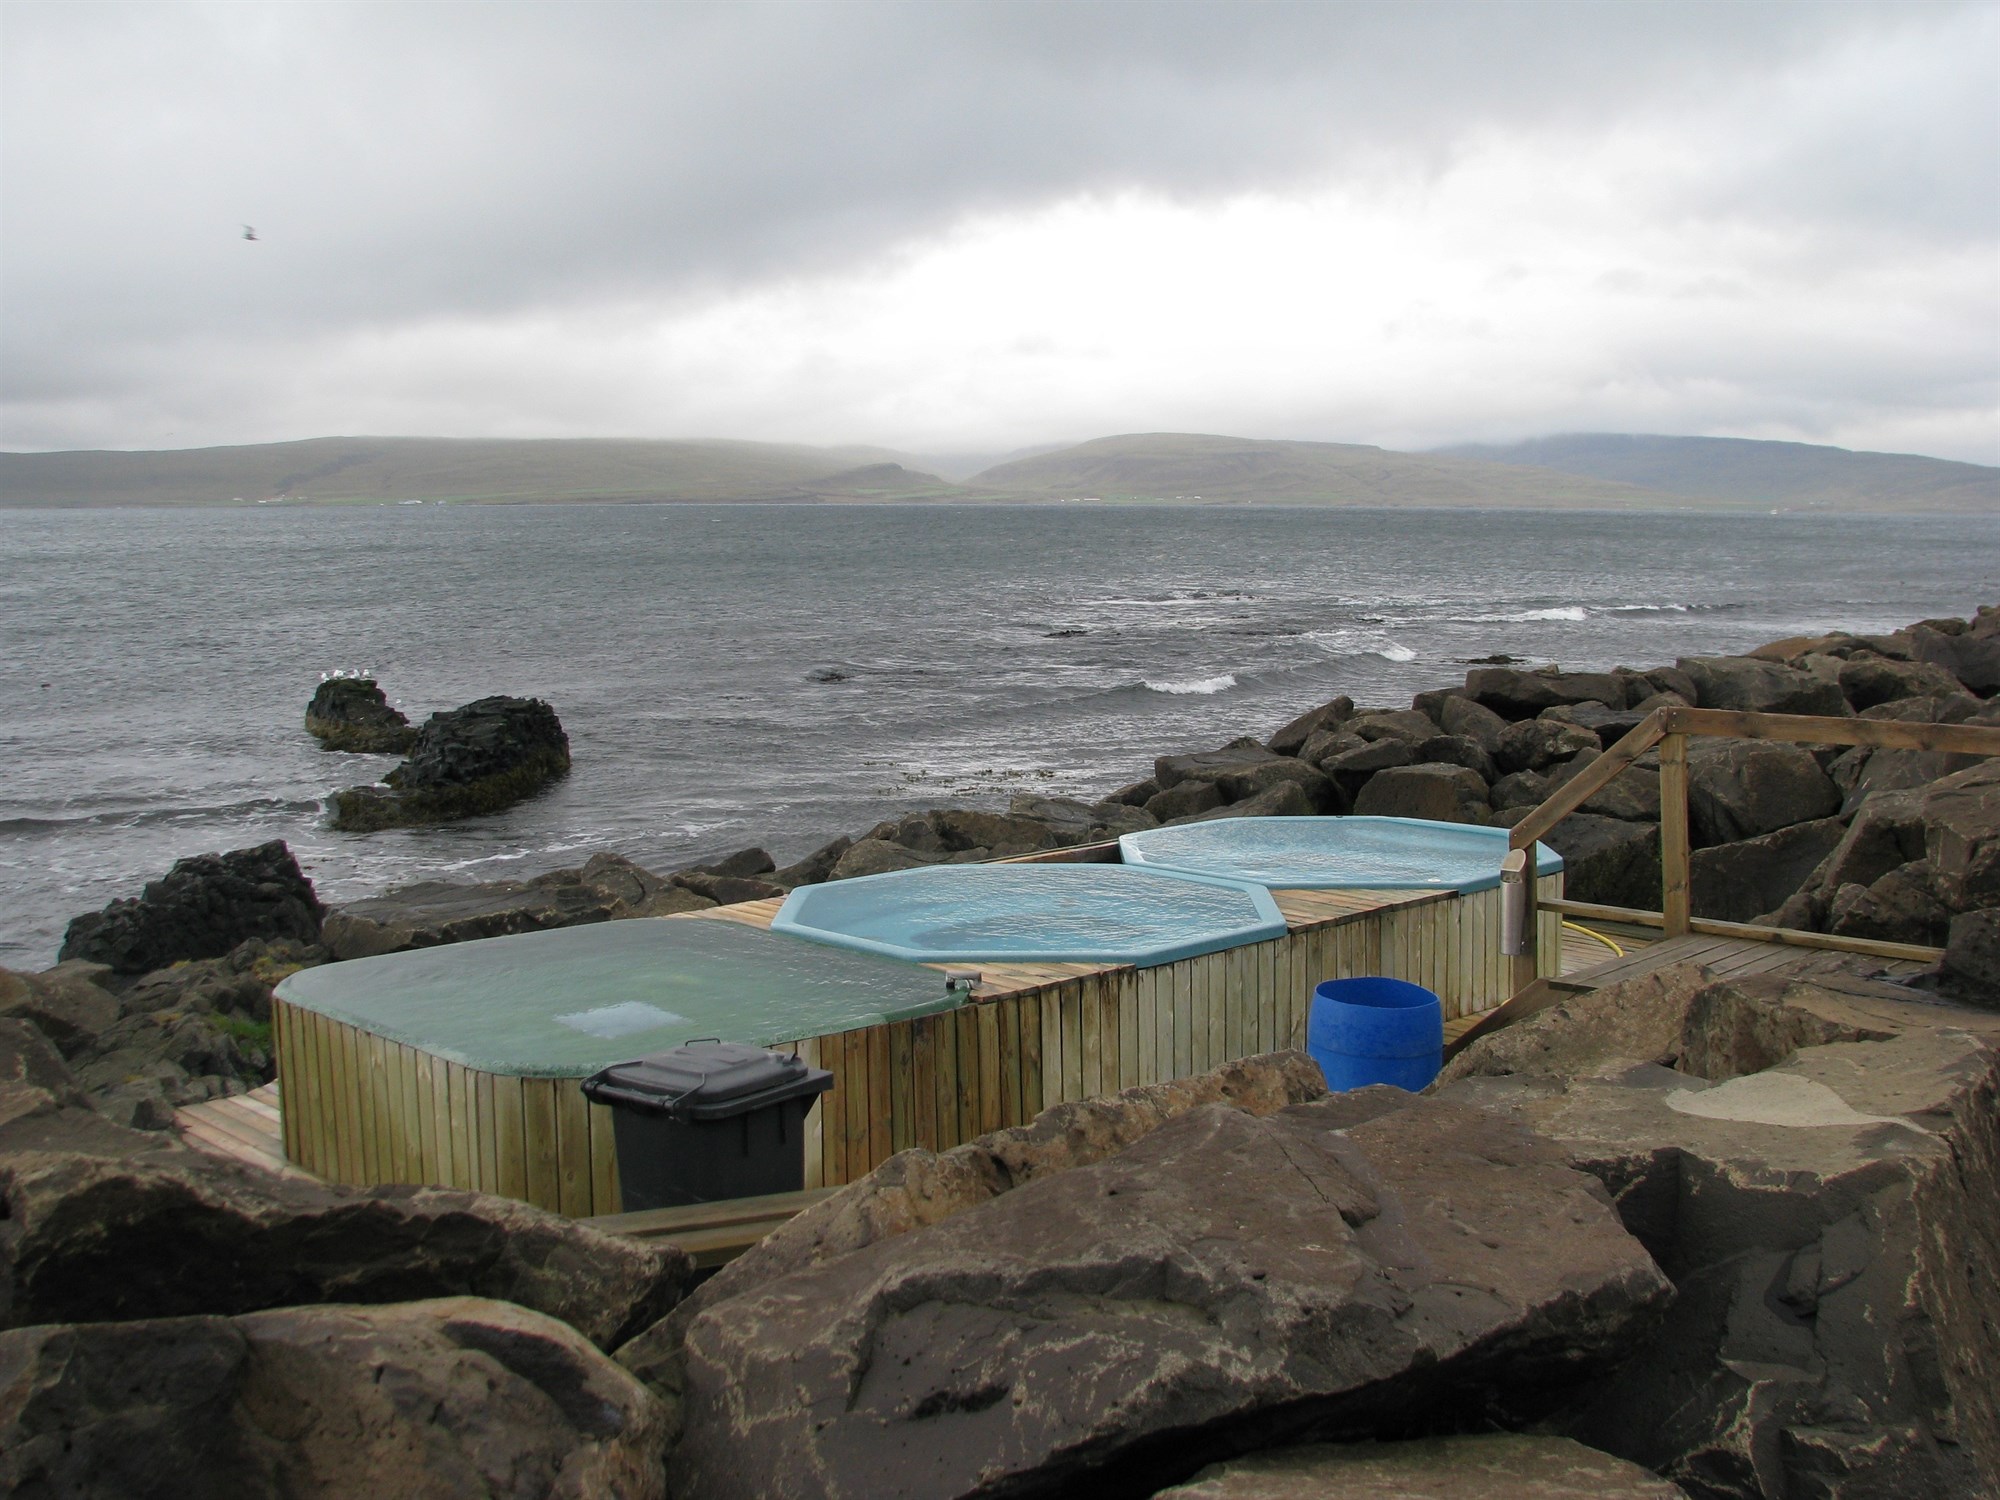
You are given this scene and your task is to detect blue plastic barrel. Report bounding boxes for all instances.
[1307,977,1443,1093]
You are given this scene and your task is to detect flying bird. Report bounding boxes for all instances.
[242,225,258,241]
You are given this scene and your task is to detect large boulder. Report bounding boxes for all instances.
[1437,973,2000,1498]
[1686,739,1839,848]
[1542,815,1662,910]
[1688,816,1846,924]
[1909,621,2000,696]
[329,695,571,831]
[0,1148,690,1348]
[1157,1434,1688,1499]
[1266,695,1354,756]
[1214,757,1338,811]
[1677,656,1849,716]
[1154,740,1280,790]
[1836,654,1965,710]
[667,1091,1670,1499]
[1167,778,1318,824]
[1438,694,1510,754]
[930,808,1062,857]
[1768,788,1929,933]
[0,964,119,1060]
[321,852,703,960]
[1941,908,2000,1005]
[1923,758,2000,911]
[303,676,417,753]
[1352,763,1490,824]
[1465,667,1628,719]
[0,1296,669,1499]
[1496,718,1602,775]
[1825,860,1953,947]
[829,838,939,881]
[58,842,323,976]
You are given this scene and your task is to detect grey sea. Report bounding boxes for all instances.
[3,502,1992,965]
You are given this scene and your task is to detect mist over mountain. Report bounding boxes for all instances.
[1434,433,1999,512]
[2,430,1991,512]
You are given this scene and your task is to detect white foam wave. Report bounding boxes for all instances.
[1451,606,1589,623]
[1142,673,1238,695]
[1374,643,1418,662]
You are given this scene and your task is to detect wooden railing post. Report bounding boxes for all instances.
[1659,731,1690,936]
[1509,842,1538,993]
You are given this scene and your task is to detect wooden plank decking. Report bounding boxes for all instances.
[1551,927,1930,994]
[175,1082,314,1180]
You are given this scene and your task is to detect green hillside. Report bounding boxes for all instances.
[1434,433,1999,512]
[964,432,1688,508]
[0,436,934,507]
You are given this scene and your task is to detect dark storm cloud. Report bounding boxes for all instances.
[1,0,1993,453]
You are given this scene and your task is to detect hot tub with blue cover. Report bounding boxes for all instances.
[771,862,1287,966]
[1117,815,1563,893]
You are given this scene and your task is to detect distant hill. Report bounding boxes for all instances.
[1433,433,1999,512]
[0,436,942,507]
[964,432,1686,508]
[6,430,1990,511]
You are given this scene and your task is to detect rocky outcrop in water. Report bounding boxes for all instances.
[328,694,571,831]
[303,675,417,752]
[58,840,323,975]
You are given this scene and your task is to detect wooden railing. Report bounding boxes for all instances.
[1503,705,2000,994]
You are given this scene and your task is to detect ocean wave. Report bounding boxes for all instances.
[1375,643,1418,662]
[1142,673,1238,695]
[0,798,320,840]
[1301,631,1418,663]
[1450,606,1590,623]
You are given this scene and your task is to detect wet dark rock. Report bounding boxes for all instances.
[1909,621,2000,696]
[1145,778,1226,822]
[1438,694,1509,754]
[1346,708,1440,744]
[1686,739,1839,848]
[1940,908,2000,1005]
[59,842,323,977]
[1266,695,1354,756]
[0,1148,691,1347]
[303,676,417,753]
[930,808,1062,857]
[1575,761,1662,823]
[1826,860,1952,947]
[669,871,783,905]
[1542,815,1662,910]
[1489,768,1551,812]
[666,1091,1670,1500]
[1353,763,1490,824]
[1104,776,1161,807]
[0,1297,671,1500]
[1154,739,1273,790]
[1677,656,1848,716]
[321,852,701,961]
[1836,653,1965,710]
[808,667,851,681]
[1465,666,1628,719]
[829,838,937,880]
[1688,816,1846,925]
[328,695,571,831]
[770,835,853,888]
[1414,732,1498,782]
[1437,974,2000,1499]
[1156,1434,1689,1499]
[1496,717,1602,775]
[1166,778,1318,824]
[1214,757,1338,811]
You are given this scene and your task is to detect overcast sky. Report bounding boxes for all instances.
[3,0,1995,462]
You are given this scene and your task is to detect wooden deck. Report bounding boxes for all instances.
[175,1083,312,1180]
[1550,927,1930,994]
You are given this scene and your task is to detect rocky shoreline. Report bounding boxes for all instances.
[5,602,1999,1497]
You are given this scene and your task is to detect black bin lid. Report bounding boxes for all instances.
[581,1040,833,1121]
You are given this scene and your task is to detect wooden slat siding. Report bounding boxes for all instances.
[410,1047,438,1186]
[271,1002,296,1164]
[312,1010,341,1179]
[376,1037,406,1184]
[1074,978,1098,1100]
[1135,969,1157,1086]
[1172,958,1194,1079]
[298,1009,328,1180]
[450,1062,477,1191]
[1060,983,1085,1105]
[522,1078,561,1212]
[369,1033,396,1185]
[472,1070,497,1194]
[588,1099,622,1215]
[492,1074,528,1200]
[1205,947,1227,1077]
[956,1012,980,1152]
[932,1014,959,1160]
[796,1036,823,1191]
[976,1002,1003,1135]
[882,1022,909,1155]
[1100,977,1124,1093]
[1035,988,1058,1105]
[554,1078,594,1217]
[1020,993,1044,1119]
[396,1040,425,1183]
[289,1008,317,1177]
[816,1029,841,1189]
[842,1026,870,1183]
[1222,947,1244,1067]
[867,1024,894,1170]
[910,1016,937,1152]
[327,1014,357,1185]
[352,1022,380,1184]
[998,997,1024,1127]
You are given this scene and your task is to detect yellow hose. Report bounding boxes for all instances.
[1562,919,1625,957]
